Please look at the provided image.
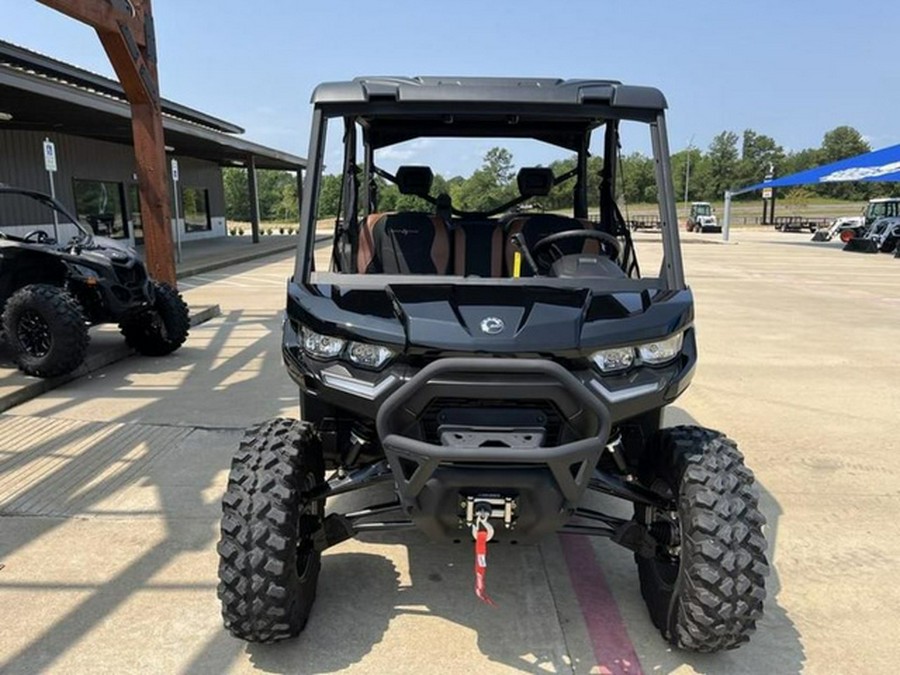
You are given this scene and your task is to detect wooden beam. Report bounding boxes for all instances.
[126,101,174,282]
[36,0,147,47]
[36,0,176,285]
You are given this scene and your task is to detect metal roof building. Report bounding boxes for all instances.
[0,40,305,243]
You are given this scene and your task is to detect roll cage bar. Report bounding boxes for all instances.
[0,185,95,245]
[299,102,685,291]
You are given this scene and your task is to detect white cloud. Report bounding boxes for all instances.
[376,138,435,167]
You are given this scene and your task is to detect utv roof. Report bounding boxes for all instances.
[311,77,668,110]
[312,78,668,151]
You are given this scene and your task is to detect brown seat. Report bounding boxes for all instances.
[357,212,450,274]
[504,214,599,276]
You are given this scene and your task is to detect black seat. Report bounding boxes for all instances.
[356,166,450,274]
[453,220,504,277]
[357,212,450,274]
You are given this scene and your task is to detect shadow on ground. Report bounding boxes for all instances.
[1,304,803,673]
[0,306,290,672]
[629,407,806,674]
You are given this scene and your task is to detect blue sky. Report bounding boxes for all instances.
[4,1,896,176]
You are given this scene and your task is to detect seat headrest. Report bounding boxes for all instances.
[517,167,554,197]
[396,166,434,196]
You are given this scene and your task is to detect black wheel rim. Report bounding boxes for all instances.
[149,310,169,341]
[296,473,322,580]
[643,478,682,588]
[17,310,53,357]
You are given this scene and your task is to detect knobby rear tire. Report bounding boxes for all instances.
[1,284,89,378]
[120,281,189,356]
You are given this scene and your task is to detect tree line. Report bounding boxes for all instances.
[613,125,896,204]
[223,125,894,221]
[223,168,300,222]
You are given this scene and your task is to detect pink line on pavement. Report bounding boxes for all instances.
[559,534,644,675]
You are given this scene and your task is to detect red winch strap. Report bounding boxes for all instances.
[474,529,496,606]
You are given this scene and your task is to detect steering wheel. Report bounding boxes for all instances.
[531,230,622,271]
[24,230,51,244]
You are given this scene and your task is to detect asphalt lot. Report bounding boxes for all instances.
[0,229,898,673]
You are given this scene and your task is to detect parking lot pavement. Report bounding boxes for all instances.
[0,306,220,415]
[0,231,898,673]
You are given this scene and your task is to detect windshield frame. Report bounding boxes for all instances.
[0,187,94,242]
[296,101,685,292]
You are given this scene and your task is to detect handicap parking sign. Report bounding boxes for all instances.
[43,138,57,172]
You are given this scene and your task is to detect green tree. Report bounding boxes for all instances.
[255,170,293,220]
[223,167,250,221]
[817,126,872,200]
[706,131,740,198]
[453,147,518,211]
[671,147,707,202]
[736,130,784,194]
[781,147,821,176]
[619,152,656,204]
[483,147,515,186]
[317,174,343,219]
[223,168,303,222]
[544,156,577,211]
[820,126,870,164]
[782,187,813,214]
[585,154,604,210]
[276,176,300,222]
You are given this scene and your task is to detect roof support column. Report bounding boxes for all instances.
[247,155,260,244]
[723,190,733,242]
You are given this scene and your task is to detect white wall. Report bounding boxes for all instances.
[178,216,226,241]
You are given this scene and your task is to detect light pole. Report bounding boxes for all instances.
[683,134,695,209]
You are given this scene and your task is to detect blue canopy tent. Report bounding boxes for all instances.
[722,142,900,239]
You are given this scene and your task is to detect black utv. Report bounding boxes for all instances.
[0,185,189,377]
[217,77,769,653]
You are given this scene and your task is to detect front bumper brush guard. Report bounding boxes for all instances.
[375,358,612,527]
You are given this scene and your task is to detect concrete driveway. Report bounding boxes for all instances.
[0,230,898,673]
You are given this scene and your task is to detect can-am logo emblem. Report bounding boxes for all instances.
[480,317,505,335]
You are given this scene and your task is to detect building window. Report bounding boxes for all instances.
[73,179,128,239]
[127,184,143,241]
[182,187,211,232]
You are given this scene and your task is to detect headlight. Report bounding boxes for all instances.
[637,333,684,365]
[347,341,396,369]
[591,332,684,373]
[301,327,345,359]
[70,263,101,285]
[591,346,635,373]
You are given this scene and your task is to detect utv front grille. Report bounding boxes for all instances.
[420,398,564,446]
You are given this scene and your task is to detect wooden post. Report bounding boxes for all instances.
[123,100,174,281]
[37,0,177,285]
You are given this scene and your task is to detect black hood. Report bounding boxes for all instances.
[88,236,136,260]
[289,281,693,355]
